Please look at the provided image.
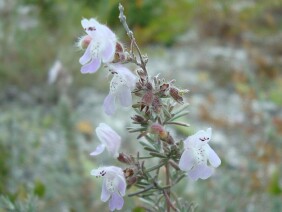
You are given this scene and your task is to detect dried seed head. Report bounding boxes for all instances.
[116,41,124,53]
[123,168,134,178]
[152,96,162,113]
[160,83,169,92]
[145,82,153,90]
[113,52,129,63]
[142,91,154,106]
[131,115,146,124]
[135,81,143,90]
[123,167,137,186]
[166,133,175,144]
[136,68,146,80]
[169,87,184,104]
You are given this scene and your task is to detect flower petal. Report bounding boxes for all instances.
[207,144,221,167]
[101,24,116,41]
[103,94,116,116]
[114,65,136,89]
[109,193,124,211]
[79,44,92,65]
[117,86,132,107]
[179,149,195,171]
[116,175,126,196]
[184,128,212,148]
[101,180,111,202]
[90,144,106,156]
[81,18,90,29]
[96,123,121,157]
[80,57,101,74]
[102,41,116,63]
[188,164,213,181]
[82,18,100,37]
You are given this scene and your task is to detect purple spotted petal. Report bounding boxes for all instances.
[80,58,101,74]
[207,144,221,167]
[188,164,213,181]
[115,65,137,89]
[90,144,105,156]
[109,193,124,211]
[179,149,195,172]
[79,44,92,65]
[117,86,132,107]
[103,94,116,116]
[101,180,111,202]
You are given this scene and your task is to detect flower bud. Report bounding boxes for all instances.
[169,87,184,104]
[150,123,168,140]
[118,153,133,164]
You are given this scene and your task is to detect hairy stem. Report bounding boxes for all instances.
[118,3,148,76]
[165,163,171,212]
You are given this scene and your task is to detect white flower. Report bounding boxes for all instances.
[179,128,221,181]
[91,166,126,211]
[90,123,121,158]
[103,64,136,116]
[79,18,117,74]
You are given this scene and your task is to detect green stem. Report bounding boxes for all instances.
[144,161,167,173]
[127,184,155,197]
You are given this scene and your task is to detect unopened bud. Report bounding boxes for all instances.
[117,153,133,164]
[169,87,184,104]
[150,123,168,140]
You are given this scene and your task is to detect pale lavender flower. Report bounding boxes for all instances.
[79,18,117,74]
[90,123,121,157]
[91,166,126,211]
[179,128,221,181]
[103,64,137,116]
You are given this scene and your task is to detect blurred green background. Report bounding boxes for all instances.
[1,0,282,211]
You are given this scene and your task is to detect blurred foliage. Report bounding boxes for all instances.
[2,0,193,89]
[0,195,38,212]
[268,170,282,196]
[1,0,282,89]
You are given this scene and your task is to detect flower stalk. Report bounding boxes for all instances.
[77,3,221,211]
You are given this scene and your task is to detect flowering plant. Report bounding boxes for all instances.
[77,4,221,211]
